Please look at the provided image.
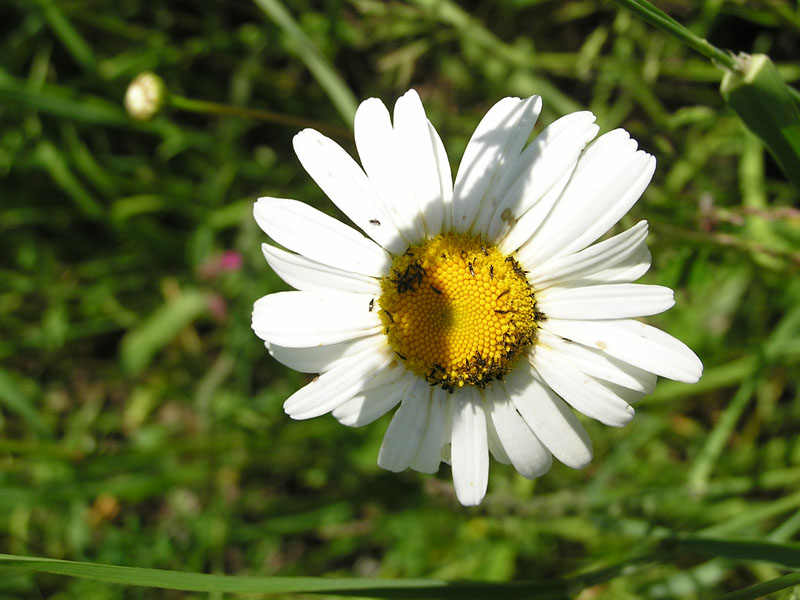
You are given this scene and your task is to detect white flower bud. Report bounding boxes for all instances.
[124,72,166,121]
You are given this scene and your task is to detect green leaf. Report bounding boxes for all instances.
[721,53,800,191]
[0,554,570,598]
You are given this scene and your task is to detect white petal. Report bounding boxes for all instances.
[393,90,445,238]
[504,365,593,469]
[252,291,381,347]
[377,378,431,472]
[262,244,380,295]
[484,406,511,465]
[452,96,542,235]
[485,385,552,479]
[428,121,454,232]
[590,242,651,283]
[497,163,576,254]
[487,111,598,243]
[537,283,675,320]
[254,197,390,277]
[528,220,649,288]
[537,329,656,393]
[450,387,489,506]
[532,343,635,427]
[409,388,449,473]
[518,130,656,263]
[267,334,383,374]
[543,318,704,383]
[601,380,649,405]
[293,129,408,254]
[283,346,394,420]
[354,97,420,247]
[332,370,411,427]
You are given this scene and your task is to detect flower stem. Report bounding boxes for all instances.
[167,94,349,137]
[610,0,739,72]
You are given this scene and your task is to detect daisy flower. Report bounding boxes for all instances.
[252,90,702,506]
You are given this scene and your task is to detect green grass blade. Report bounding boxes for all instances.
[687,379,756,495]
[0,69,149,130]
[251,0,358,125]
[701,490,800,537]
[34,141,105,220]
[0,554,570,598]
[716,572,800,600]
[721,53,800,190]
[408,0,581,115]
[34,0,97,71]
[0,369,53,438]
[666,537,800,569]
[120,290,210,374]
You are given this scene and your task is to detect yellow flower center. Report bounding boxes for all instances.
[378,233,538,391]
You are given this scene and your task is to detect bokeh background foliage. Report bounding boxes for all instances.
[1,0,800,598]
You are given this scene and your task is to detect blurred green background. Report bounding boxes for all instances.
[2,0,800,598]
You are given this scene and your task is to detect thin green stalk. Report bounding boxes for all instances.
[168,94,349,137]
[610,0,738,71]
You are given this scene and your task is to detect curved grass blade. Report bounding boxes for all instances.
[717,572,800,600]
[664,537,800,569]
[0,554,570,599]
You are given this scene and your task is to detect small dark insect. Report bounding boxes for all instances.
[481,244,489,256]
[430,284,442,295]
[489,265,494,280]
[369,219,381,226]
[494,309,510,314]
[391,262,426,293]
[395,351,406,360]
[425,363,447,382]
[383,309,395,323]
[497,290,509,299]
[505,256,527,277]
[468,261,475,277]
[368,298,375,312]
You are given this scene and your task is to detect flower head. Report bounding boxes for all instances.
[252,90,702,506]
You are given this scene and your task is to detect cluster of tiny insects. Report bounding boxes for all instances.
[373,233,541,393]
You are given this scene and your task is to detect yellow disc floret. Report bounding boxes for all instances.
[378,233,538,391]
